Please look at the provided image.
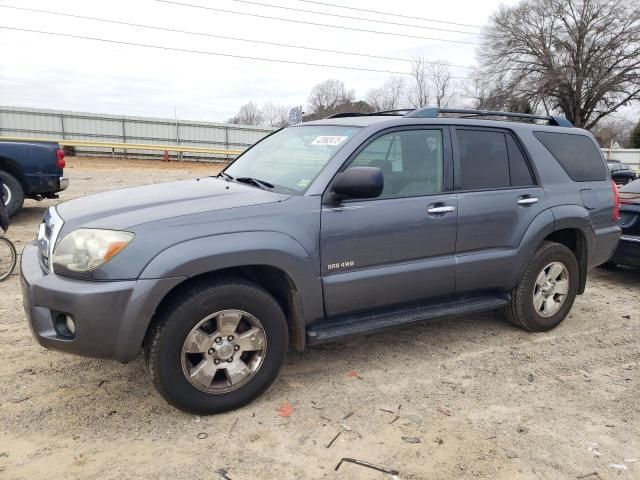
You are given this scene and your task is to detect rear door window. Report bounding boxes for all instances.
[455,129,510,190]
[534,132,607,182]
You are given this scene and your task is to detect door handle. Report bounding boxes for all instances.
[427,205,456,214]
[517,197,539,206]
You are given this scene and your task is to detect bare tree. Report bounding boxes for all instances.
[406,58,430,108]
[591,115,635,147]
[479,0,640,129]
[366,76,406,111]
[261,102,290,128]
[228,101,264,125]
[427,64,457,108]
[308,79,355,113]
[464,74,535,112]
[304,79,372,119]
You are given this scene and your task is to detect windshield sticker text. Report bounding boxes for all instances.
[311,136,348,146]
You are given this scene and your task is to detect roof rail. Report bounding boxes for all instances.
[368,109,415,116]
[325,112,367,119]
[326,109,415,119]
[405,108,573,127]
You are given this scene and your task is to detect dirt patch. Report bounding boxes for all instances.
[0,158,638,479]
[65,156,224,172]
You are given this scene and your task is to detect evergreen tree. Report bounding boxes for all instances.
[631,121,640,149]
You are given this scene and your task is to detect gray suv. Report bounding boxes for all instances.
[21,108,621,413]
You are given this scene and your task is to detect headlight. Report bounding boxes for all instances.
[52,229,134,273]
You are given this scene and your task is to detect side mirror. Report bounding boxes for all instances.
[332,166,384,200]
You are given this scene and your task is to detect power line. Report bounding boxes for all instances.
[154,0,480,45]
[0,24,476,79]
[292,0,483,29]
[0,25,414,75]
[0,5,474,69]
[229,0,479,35]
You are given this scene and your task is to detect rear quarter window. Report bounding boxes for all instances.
[534,132,608,182]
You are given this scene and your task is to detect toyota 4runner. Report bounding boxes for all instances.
[21,108,620,414]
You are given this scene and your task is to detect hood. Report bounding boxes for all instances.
[56,176,287,230]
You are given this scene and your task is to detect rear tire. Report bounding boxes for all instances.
[0,171,25,217]
[146,277,288,414]
[505,241,579,332]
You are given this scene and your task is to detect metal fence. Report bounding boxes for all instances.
[0,106,275,161]
[2,106,639,168]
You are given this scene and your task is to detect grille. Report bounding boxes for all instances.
[37,207,63,274]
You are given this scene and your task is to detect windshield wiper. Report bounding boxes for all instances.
[218,171,234,181]
[235,177,275,190]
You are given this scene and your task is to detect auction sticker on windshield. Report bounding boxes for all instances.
[311,136,348,146]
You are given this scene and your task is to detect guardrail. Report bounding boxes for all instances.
[0,136,244,157]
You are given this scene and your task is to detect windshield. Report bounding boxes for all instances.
[224,125,360,194]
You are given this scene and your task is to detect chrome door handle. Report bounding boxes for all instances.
[427,205,456,214]
[517,197,539,205]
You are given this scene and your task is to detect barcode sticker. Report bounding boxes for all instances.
[310,136,348,146]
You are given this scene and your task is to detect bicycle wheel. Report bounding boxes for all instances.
[0,237,17,282]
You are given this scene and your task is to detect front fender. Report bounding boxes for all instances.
[140,231,324,323]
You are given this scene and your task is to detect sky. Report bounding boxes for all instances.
[0,0,529,122]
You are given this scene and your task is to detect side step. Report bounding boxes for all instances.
[306,294,509,345]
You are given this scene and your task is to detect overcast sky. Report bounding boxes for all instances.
[1,0,528,121]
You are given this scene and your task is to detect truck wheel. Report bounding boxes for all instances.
[0,171,25,217]
[505,241,579,332]
[146,277,288,414]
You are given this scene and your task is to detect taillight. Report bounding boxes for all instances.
[612,180,620,222]
[56,149,65,169]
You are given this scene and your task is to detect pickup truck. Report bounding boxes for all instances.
[0,140,68,216]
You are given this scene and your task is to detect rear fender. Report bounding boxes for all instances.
[507,209,555,288]
[551,205,595,294]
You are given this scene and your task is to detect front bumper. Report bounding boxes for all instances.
[20,242,184,362]
[611,234,640,268]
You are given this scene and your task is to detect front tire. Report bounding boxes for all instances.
[0,171,25,217]
[146,277,288,414]
[505,241,579,332]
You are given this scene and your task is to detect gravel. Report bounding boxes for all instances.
[0,157,638,479]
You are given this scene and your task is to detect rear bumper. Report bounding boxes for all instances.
[59,176,69,191]
[611,234,640,268]
[20,242,184,362]
[589,224,621,268]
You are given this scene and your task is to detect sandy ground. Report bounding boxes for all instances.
[0,157,638,480]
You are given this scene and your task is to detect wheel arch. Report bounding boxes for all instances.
[511,207,592,294]
[543,228,588,294]
[144,265,306,353]
[0,155,28,192]
[140,232,322,352]
[549,205,595,295]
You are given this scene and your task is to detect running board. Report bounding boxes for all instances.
[306,294,509,345]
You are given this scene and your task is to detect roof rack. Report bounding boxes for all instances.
[406,107,573,127]
[325,107,573,127]
[369,109,415,116]
[326,109,413,119]
[326,112,367,119]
